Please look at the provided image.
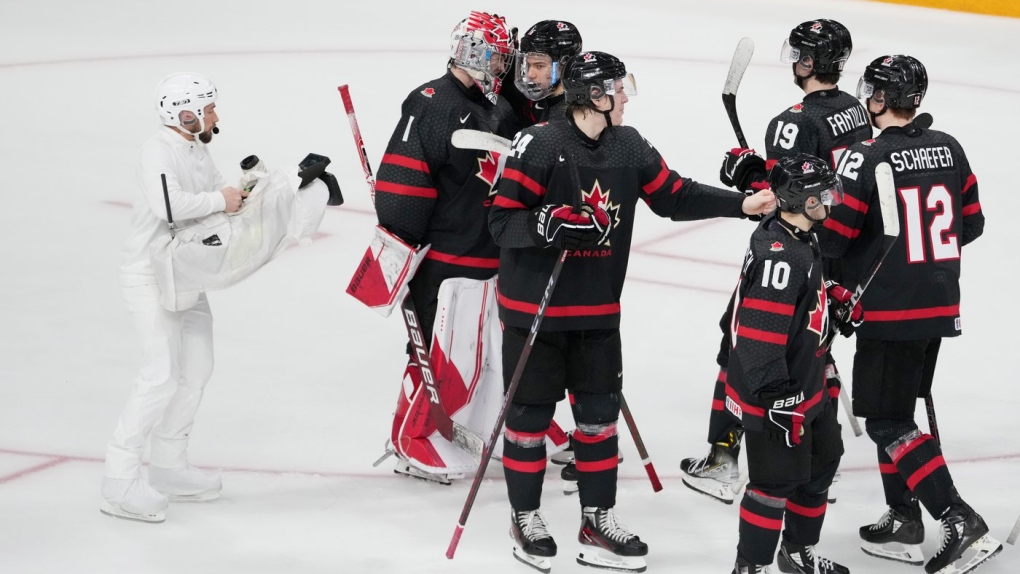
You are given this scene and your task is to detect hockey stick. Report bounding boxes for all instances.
[338,85,376,204]
[924,394,941,445]
[1008,513,1020,545]
[451,129,512,156]
[838,384,863,437]
[722,37,754,148]
[619,393,662,492]
[447,151,580,559]
[339,86,482,457]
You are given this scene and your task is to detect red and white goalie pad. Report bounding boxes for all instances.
[390,276,568,475]
[346,225,429,317]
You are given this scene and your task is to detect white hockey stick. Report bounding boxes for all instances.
[722,37,754,148]
[838,383,863,437]
[1008,514,1020,545]
[451,129,512,155]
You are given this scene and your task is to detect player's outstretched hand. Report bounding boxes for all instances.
[720,148,767,193]
[741,188,775,216]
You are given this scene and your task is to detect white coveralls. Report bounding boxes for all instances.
[105,127,227,479]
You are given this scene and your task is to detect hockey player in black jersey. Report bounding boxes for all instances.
[682,19,871,504]
[819,54,1000,574]
[369,11,520,483]
[501,20,583,130]
[726,154,851,574]
[489,51,774,573]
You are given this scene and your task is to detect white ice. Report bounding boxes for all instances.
[0,0,1017,572]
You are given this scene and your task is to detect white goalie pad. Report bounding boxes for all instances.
[150,167,328,312]
[393,276,567,476]
[346,226,429,318]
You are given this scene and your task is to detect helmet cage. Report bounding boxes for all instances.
[450,12,514,96]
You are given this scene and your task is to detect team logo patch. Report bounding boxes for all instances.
[802,162,815,174]
[882,57,894,66]
[421,87,435,98]
[789,103,804,114]
[806,287,829,345]
[811,22,823,32]
[725,396,743,419]
[557,22,571,31]
[862,139,876,146]
[583,52,596,63]
[476,151,501,195]
[770,241,784,252]
[582,179,621,246]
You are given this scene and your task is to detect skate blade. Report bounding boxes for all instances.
[932,534,1003,574]
[393,462,454,485]
[562,480,578,495]
[100,501,165,523]
[860,540,924,565]
[165,490,220,502]
[513,545,552,573]
[680,475,737,504]
[577,548,647,573]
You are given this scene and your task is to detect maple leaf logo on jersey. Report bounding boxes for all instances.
[583,179,621,245]
[421,87,435,98]
[476,151,501,195]
[806,288,829,345]
[862,139,876,146]
[789,103,804,114]
[770,241,784,252]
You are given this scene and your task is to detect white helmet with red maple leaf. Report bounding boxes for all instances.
[449,11,515,96]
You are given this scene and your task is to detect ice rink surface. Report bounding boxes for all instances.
[0,0,1018,572]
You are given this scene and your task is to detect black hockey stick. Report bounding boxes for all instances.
[447,151,581,559]
[160,173,176,239]
[924,394,941,445]
[619,393,662,492]
[722,37,754,148]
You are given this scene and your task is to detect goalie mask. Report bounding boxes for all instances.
[449,12,515,97]
[155,73,218,134]
[770,154,843,223]
[514,20,583,101]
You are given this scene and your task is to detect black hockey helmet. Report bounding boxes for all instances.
[781,19,852,75]
[562,51,634,105]
[515,20,583,100]
[857,55,928,109]
[769,154,843,218]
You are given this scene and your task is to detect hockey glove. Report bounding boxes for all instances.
[529,203,611,250]
[825,280,864,337]
[719,148,768,194]
[763,390,806,447]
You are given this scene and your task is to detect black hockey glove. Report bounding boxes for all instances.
[825,280,864,337]
[298,152,344,206]
[529,203,611,250]
[719,148,768,194]
[762,389,806,448]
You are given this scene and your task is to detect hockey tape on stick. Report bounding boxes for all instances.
[451,129,512,155]
[722,37,754,148]
[619,393,663,492]
[1008,514,1020,545]
[338,85,376,204]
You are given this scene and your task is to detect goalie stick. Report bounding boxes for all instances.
[339,84,483,457]
[451,129,512,155]
[447,150,582,560]
[722,37,754,148]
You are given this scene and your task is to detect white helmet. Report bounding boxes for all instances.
[154,73,218,132]
[449,12,514,96]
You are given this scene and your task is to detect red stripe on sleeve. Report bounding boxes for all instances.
[841,193,869,214]
[375,180,438,198]
[742,297,795,316]
[906,455,947,490]
[962,202,981,217]
[821,217,859,239]
[502,168,547,197]
[962,173,977,194]
[642,160,670,195]
[382,153,430,174]
[737,325,788,345]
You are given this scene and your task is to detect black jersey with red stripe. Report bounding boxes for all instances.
[375,71,518,280]
[764,89,872,171]
[489,118,748,331]
[724,213,829,431]
[818,119,984,340]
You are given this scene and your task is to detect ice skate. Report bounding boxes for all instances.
[510,508,557,573]
[777,541,849,574]
[577,506,648,572]
[392,458,459,485]
[100,476,168,523]
[561,462,578,494]
[149,464,222,501]
[732,556,773,573]
[924,503,1002,574]
[859,502,925,565]
[680,431,742,504]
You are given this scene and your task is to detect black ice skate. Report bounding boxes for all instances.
[561,462,578,494]
[510,509,557,573]
[924,503,1002,574]
[577,506,648,572]
[777,541,849,574]
[859,502,926,565]
[732,555,773,573]
[680,429,743,504]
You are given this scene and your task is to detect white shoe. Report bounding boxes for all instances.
[149,465,222,501]
[100,477,168,523]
